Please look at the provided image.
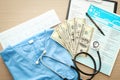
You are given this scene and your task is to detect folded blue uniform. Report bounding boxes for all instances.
[0,29,79,80]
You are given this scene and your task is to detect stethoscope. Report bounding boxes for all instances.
[72,41,102,80]
[35,41,101,80]
[35,50,79,80]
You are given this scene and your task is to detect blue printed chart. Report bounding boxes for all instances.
[77,5,120,76]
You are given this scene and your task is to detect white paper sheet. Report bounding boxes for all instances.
[0,10,61,49]
[68,0,115,19]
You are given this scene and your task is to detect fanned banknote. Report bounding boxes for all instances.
[51,18,94,57]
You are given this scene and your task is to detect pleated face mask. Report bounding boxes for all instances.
[0,29,79,80]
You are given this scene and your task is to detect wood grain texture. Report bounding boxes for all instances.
[0,0,120,80]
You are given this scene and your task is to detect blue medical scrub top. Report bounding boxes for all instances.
[0,29,79,80]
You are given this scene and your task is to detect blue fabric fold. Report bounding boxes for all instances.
[1,29,78,80]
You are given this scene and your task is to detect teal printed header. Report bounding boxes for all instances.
[87,5,120,31]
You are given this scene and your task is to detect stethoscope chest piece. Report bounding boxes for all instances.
[92,41,100,51]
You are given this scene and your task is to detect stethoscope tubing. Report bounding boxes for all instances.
[36,49,101,80]
[73,51,101,80]
[38,51,78,80]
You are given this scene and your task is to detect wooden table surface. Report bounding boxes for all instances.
[0,0,120,80]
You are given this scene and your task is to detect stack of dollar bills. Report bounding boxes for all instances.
[51,18,94,57]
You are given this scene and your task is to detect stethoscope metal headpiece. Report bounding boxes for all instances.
[35,50,46,64]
